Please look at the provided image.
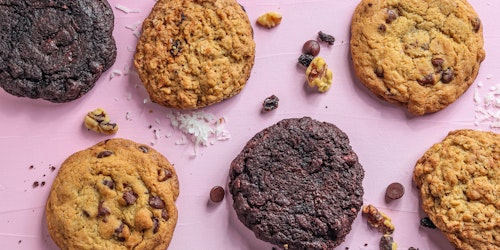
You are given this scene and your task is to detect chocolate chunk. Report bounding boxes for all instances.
[97,150,113,158]
[98,201,111,217]
[152,217,159,234]
[318,31,335,45]
[138,145,149,153]
[417,74,435,86]
[420,217,436,228]
[161,209,169,221]
[123,190,138,205]
[149,196,165,209]
[262,95,279,112]
[431,58,444,68]
[386,9,398,23]
[157,169,173,182]
[114,223,126,242]
[385,182,404,200]
[441,69,454,83]
[210,186,225,203]
[103,179,115,189]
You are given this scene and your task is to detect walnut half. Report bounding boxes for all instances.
[256,12,282,29]
[84,108,118,135]
[306,57,333,92]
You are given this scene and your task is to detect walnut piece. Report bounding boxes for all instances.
[256,12,282,28]
[362,204,395,234]
[84,108,118,135]
[306,57,333,92]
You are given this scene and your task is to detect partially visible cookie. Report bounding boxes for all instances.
[46,138,179,250]
[0,0,117,102]
[350,0,485,115]
[414,129,500,249]
[134,0,255,109]
[229,117,364,249]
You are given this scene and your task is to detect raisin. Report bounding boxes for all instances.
[318,31,335,45]
[420,217,436,228]
[298,54,314,67]
[262,95,279,112]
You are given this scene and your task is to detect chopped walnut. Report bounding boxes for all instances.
[306,57,333,92]
[84,108,118,135]
[362,204,395,234]
[256,12,282,28]
[380,234,398,250]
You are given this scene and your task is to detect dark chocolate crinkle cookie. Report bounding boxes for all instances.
[0,0,117,102]
[46,138,179,250]
[229,117,365,249]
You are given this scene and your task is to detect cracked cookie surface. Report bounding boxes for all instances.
[46,138,179,250]
[134,0,255,109]
[229,117,364,249]
[350,0,485,115]
[414,129,500,250]
[0,0,116,102]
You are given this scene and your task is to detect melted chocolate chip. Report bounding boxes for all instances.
[417,74,435,86]
[123,190,137,205]
[138,145,149,153]
[157,169,173,182]
[152,217,159,233]
[103,179,115,189]
[161,209,169,221]
[431,58,444,69]
[378,24,387,32]
[98,201,111,217]
[149,196,165,209]
[97,150,113,158]
[441,69,454,83]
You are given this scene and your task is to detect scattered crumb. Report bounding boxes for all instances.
[33,182,39,188]
[50,166,56,171]
[29,165,34,169]
[41,181,46,187]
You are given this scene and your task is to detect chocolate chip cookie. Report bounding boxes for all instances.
[46,138,179,250]
[414,129,500,249]
[134,0,255,109]
[229,117,364,249]
[0,0,116,102]
[350,0,485,115]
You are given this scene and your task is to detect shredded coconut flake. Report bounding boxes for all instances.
[125,111,132,121]
[115,4,141,14]
[473,78,500,129]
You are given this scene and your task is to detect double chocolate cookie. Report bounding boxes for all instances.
[350,0,485,115]
[0,0,116,102]
[46,138,179,250]
[134,0,255,109]
[229,117,364,249]
[414,129,500,249]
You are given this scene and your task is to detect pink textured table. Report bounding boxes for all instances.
[0,0,498,249]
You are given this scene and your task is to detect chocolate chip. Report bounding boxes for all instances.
[417,74,435,86]
[123,190,137,205]
[386,9,398,23]
[441,69,454,83]
[378,24,387,32]
[262,95,279,112]
[114,223,124,234]
[149,196,165,209]
[302,40,320,56]
[431,58,444,69]
[318,31,335,45]
[385,182,404,200]
[471,17,481,33]
[420,217,436,228]
[103,179,115,189]
[210,186,225,203]
[374,66,384,78]
[97,150,113,158]
[161,209,169,221]
[157,169,173,182]
[138,145,149,153]
[98,201,111,217]
[152,217,159,233]
[298,54,314,67]
[82,210,90,217]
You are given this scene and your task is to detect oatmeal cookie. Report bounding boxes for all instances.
[0,0,116,102]
[414,129,500,250]
[350,0,485,115]
[229,117,364,249]
[134,0,255,109]
[46,138,179,250]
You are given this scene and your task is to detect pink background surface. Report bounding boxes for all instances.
[0,0,499,249]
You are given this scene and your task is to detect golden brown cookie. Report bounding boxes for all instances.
[134,0,255,109]
[350,0,485,115]
[46,138,179,250]
[414,129,500,250]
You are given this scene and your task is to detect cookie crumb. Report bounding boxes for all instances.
[84,108,119,135]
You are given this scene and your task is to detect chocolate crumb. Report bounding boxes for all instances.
[50,166,56,171]
[29,165,34,169]
[33,181,39,188]
[41,181,46,187]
